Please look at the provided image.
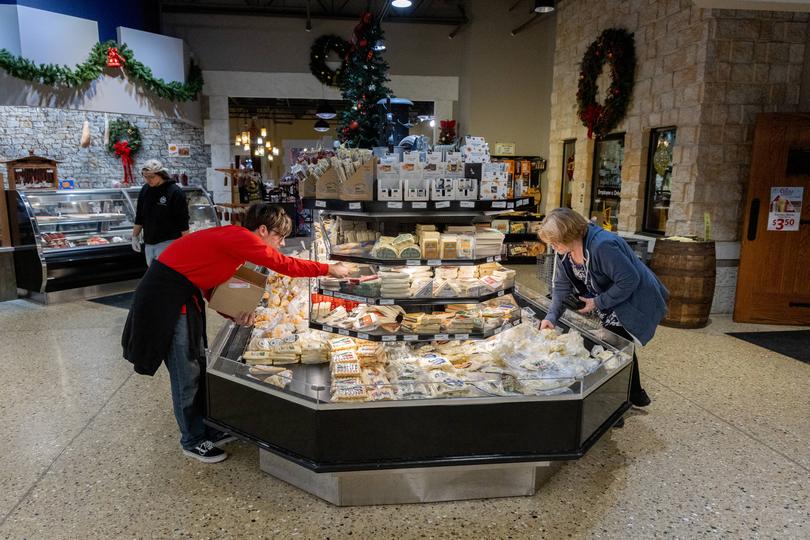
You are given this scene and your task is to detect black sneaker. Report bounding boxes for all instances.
[630,388,652,408]
[209,431,238,447]
[183,441,228,463]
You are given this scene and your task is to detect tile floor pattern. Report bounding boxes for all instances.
[0,270,808,539]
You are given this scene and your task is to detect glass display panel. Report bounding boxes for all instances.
[560,139,576,208]
[589,134,625,231]
[643,127,676,234]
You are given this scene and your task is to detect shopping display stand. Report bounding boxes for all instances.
[205,201,634,506]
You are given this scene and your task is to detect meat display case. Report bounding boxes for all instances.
[204,198,633,506]
[8,186,218,302]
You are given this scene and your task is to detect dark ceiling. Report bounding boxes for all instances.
[160,0,468,25]
[229,97,434,122]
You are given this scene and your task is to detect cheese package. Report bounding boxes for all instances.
[332,360,362,378]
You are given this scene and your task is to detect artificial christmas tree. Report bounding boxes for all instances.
[339,12,391,148]
[438,120,457,145]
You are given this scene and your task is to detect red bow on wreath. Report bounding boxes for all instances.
[440,120,456,129]
[106,47,125,68]
[113,140,134,185]
[581,104,603,139]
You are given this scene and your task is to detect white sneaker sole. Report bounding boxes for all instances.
[183,449,228,463]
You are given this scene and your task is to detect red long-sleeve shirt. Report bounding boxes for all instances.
[158,225,328,291]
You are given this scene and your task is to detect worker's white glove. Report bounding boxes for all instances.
[131,234,142,253]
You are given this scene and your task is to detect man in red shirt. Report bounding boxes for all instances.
[122,204,349,463]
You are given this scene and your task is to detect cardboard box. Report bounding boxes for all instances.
[340,158,376,201]
[315,168,340,199]
[208,265,267,318]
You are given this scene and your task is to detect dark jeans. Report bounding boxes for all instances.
[604,324,644,396]
[165,315,214,449]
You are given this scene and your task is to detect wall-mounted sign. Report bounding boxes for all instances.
[168,143,191,157]
[767,186,803,231]
[494,142,516,156]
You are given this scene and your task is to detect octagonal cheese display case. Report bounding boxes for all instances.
[205,199,633,506]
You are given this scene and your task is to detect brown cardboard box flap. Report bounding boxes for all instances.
[208,265,266,318]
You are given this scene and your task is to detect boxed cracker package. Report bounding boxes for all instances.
[208,265,267,319]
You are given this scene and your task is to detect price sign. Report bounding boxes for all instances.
[315,200,326,208]
[349,202,362,210]
[412,202,427,209]
[492,201,506,208]
[497,290,505,297]
[460,201,475,208]
[507,202,514,209]
[338,329,349,336]
[357,332,370,340]
[382,335,396,341]
[387,201,403,209]
[404,335,418,341]
[406,259,420,266]
[435,201,450,209]
[379,299,395,305]
[322,325,333,333]
[427,259,442,266]
[768,187,803,231]
[434,334,449,340]
[322,290,333,296]
[454,333,469,340]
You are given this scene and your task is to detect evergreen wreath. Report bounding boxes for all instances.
[309,35,350,87]
[576,28,636,139]
[0,40,203,102]
[107,119,141,155]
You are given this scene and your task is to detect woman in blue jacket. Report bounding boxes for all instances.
[539,208,669,408]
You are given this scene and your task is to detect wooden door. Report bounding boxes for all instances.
[734,113,810,324]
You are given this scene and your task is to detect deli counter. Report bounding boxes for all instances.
[7,186,218,302]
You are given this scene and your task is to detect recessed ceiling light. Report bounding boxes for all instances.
[534,0,555,13]
[392,0,412,8]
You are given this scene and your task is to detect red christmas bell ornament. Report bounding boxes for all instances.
[106,47,125,68]
[359,39,368,48]
[350,120,359,130]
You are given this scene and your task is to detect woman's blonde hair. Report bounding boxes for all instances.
[538,208,589,245]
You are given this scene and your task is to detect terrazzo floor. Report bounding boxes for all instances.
[0,269,808,539]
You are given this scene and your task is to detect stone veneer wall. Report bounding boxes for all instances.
[546,0,808,313]
[0,106,209,188]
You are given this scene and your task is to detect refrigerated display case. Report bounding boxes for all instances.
[204,199,632,506]
[9,186,219,302]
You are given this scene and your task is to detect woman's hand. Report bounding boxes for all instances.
[578,296,596,314]
[235,310,256,327]
[540,319,555,330]
[328,262,351,278]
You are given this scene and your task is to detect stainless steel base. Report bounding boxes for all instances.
[258,449,563,506]
[18,279,140,304]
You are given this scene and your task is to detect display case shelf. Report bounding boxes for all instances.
[504,233,540,242]
[305,198,533,215]
[309,314,521,343]
[315,286,514,306]
[327,253,503,267]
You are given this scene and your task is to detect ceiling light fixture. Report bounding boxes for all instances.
[260,127,267,137]
[316,101,337,119]
[534,0,555,13]
[305,0,312,31]
[429,119,436,128]
[314,119,330,132]
[391,0,412,8]
[272,147,280,156]
[243,143,250,152]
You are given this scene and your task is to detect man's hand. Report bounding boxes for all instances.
[328,262,351,278]
[131,235,142,253]
[578,296,596,314]
[540,319,555,330]
[235,311,255,327]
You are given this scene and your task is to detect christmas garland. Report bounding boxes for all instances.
[0,40,203,102]
[309,35,350,87]
[576,28,635,139]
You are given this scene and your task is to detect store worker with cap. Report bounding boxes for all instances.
[538,208,669,416]
[122,204,351,463]
[131,159,189,266]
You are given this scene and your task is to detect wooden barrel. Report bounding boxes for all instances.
[650,239,716,328]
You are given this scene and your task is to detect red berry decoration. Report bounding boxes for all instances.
[359,39,368,48]
[367,51,373,61]
[350,120,359,130]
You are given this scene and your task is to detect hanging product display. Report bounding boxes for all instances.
[576,28,636,139]
[0,41,203,102]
